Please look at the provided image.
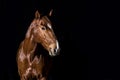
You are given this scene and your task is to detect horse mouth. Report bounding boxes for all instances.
[49,51,55,56]
[49,48,60,56]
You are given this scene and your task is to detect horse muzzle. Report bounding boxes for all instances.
[49,40,60,56]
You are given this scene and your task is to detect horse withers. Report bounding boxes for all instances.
[16,10,60,80]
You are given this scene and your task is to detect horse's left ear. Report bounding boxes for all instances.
[35,10,40,18]
[48,9,53,16]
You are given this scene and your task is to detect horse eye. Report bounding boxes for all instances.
[41,26,46,30]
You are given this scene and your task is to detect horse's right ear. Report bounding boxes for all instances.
[48,9,53,16]
[35,10,40,18]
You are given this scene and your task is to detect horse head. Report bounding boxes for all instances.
[26,10,60,56]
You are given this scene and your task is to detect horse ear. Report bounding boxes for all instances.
[48,9,53,16]
[35,10,40,18]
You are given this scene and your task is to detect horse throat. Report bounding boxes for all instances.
[23,33,48,63]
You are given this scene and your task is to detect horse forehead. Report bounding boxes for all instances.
[41,16,52,28]
[42,16,51,24]
[32,16,52,29]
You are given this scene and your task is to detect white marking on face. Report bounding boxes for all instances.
[47,23,52,29]
[56,40,59,50]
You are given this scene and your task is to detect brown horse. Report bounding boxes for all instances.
[16,10,60,80]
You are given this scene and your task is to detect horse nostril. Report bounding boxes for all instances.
[54,48,57,53]
[50,47,57,53]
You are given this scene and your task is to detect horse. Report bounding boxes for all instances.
[16,10,60,80]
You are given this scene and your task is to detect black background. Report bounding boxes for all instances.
[0,0,119,80]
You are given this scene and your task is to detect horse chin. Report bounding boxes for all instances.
[48,48,60,57]
[49,51,56,57]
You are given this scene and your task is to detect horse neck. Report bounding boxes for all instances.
[23,33,37,55]
[21,22,37,54]
[22,21,45,56]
